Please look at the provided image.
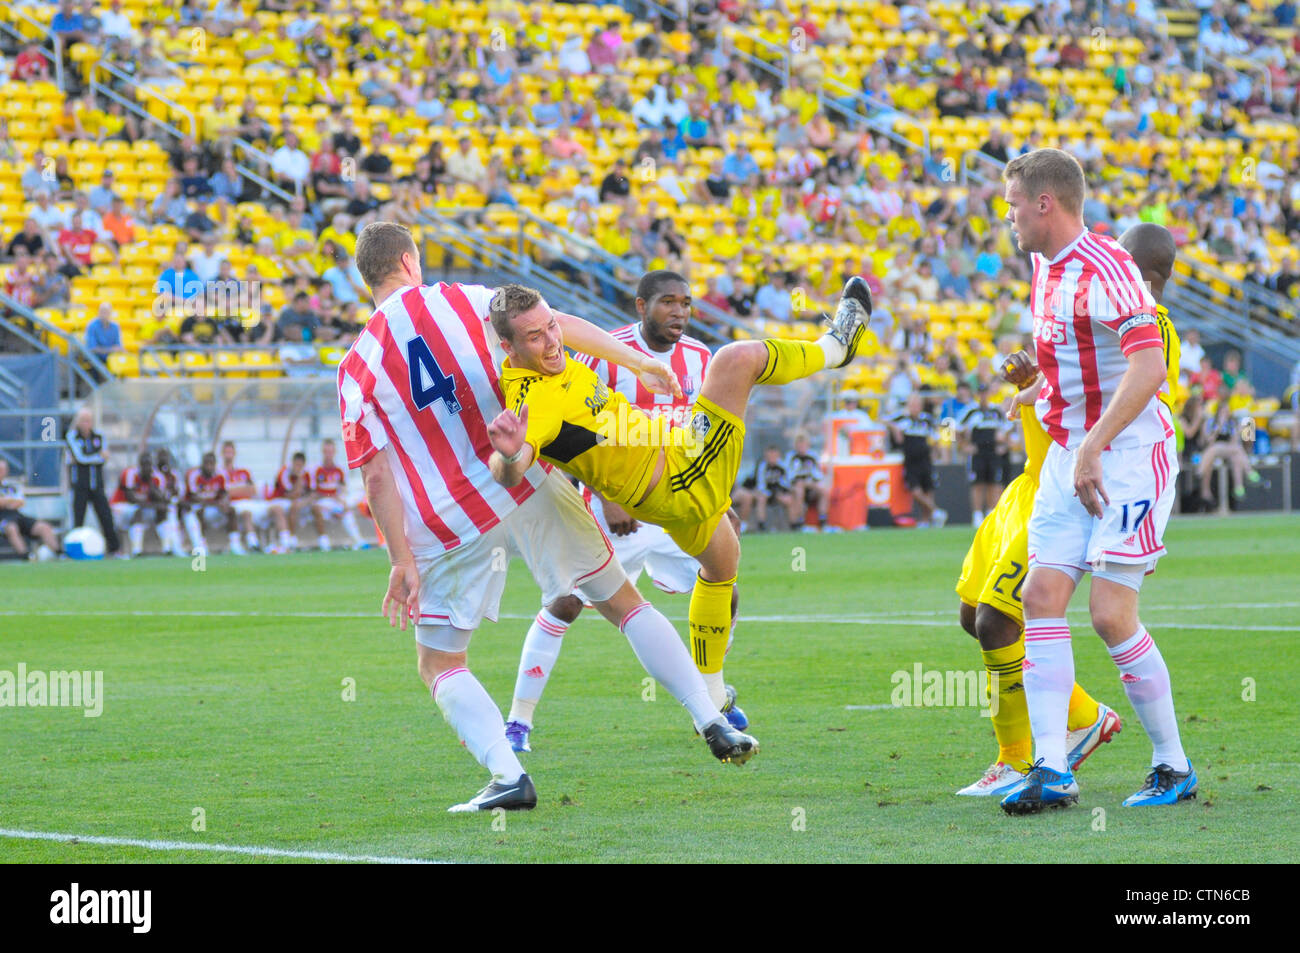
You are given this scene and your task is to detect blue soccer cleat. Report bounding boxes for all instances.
[1000,760,1079,815]
[504,720,531,754]
[1122,762,1197,806]
[722,683,748,731]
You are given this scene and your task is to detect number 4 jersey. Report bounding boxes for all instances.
[337,282,549,556]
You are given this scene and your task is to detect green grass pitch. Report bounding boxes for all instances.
[2,513,1296,863]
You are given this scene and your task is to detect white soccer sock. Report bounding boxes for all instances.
[1023,617,1074,773]
[620,602,723,732]
[244,530,259,549]
[278,529,292,548]
[340,510,363,545]
[508,609,570,727]
[228,530,240,546]
[816,333,846,368]
[432,667,524,783]
[703,670,727,710]
[161,517,180,552]
[1108,626,1189,772]
[128,523,145,555]
[183,511,203,549]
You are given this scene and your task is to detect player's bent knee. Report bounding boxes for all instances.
[1021,567,1078,618]
[958,600,977,638]
[546,593,585,624]
[416,642,469,688]
[974,603,1021,650]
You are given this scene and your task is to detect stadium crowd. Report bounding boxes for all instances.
[0,0,1297,543]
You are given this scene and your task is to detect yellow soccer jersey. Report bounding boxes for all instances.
[501,357,684,509]
[1157,304,1180,414]
[1020,404,1051,482]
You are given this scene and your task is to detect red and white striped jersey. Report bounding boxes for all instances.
[222,466,256,499]
[313,464,345,497]
[1030,230,1169,450]
[111,467,162,504]
[269,465,312,499]
[337,282,549,556]
[578,322,711,429]
[186,468,226,503]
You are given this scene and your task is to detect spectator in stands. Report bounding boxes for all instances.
[885,358,919,416]
[0,458,61,559]
[271,132,311,189]
[5,219,45,260]
[1180,328,1206,380]
[20,151,54,199]
[276,290,319,343]
[3,252,37,308]
[57,213,97,269]
[322,250,366,305]
[151,178,190,228]
[85,302,123,360]
[445,137,486,192]
[1199,399,1261,503]
[51,0,91,46]
[599,159,632,203]
[1221,350,1249,393]
[32,252,71,307]
[755,270,794,322]
[156,250,202,314]
[13,42,50,83]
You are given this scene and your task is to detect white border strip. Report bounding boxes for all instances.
[0,828,444,864]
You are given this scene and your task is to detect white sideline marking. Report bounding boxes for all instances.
[845,704,900,711]
[1,609,1297,632]
[0,827,443,864]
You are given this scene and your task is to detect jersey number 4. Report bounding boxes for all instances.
[406,336,461,415]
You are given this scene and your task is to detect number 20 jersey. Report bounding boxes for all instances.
[337,282,549,556]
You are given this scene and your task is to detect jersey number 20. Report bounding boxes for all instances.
[407,336,461,415]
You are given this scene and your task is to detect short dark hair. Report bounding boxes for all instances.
[354,221,416,290]
[292,451,306,463]
[1003,148,1086,217]
[489,284,544,343]
[636,269,689,302]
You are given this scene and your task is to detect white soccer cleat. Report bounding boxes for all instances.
[229,539,247,556]
[956,761,1028,797]
[933,508,948,528]
[317,534,332,553]
[1066,702,1123,770]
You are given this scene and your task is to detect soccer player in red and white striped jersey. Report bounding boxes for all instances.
[266,452,313,553]
[997,150,1193,814]
[339,223,757,812]
[308,438,365,552]
[505,271,746,752]
[186,450,241,555]
[219,440,265,552]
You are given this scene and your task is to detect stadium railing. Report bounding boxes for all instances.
[0,289,110,393]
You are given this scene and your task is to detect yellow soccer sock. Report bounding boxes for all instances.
[754,339,826,386]
[981,642,1033,771]
[688,573,735,679]
[1066,682,1101,732]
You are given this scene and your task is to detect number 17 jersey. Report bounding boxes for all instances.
[337,282,549,556]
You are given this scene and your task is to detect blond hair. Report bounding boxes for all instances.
[1003,148,1086,217]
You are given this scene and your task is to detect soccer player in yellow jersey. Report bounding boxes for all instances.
[953,223,1181,796]
[486,279,873,714]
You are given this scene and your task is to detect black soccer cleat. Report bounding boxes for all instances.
[703,720,759,766]
[447,773,538,813]
[826,276,873,368]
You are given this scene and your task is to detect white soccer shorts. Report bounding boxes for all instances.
[111,503,138,527]
[587,494,699,595]
[414,470,626,637]
[197,504,226,526]
[314,496,347,519]
[231,498,270,525]
[1028,433,1179,576]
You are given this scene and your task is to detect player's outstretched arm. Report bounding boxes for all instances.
[1073,347,1167,517]
[487,406,536,488]
[360,452,419,630]
[553,309,682,398]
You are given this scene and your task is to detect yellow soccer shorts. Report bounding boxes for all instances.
[627,396,745,557]
[956,473,1037,625]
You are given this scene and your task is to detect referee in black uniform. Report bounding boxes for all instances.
[65,407,121,555]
